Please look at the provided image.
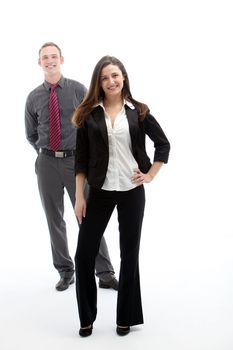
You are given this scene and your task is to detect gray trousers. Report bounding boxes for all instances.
[35,153,115,280]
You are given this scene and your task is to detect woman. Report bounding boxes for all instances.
[72,56,170,337]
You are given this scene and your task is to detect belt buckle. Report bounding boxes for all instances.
[55,151,64,158]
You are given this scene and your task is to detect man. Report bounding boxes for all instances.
[25,42,118,291]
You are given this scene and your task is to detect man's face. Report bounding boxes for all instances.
[38,45,64,77]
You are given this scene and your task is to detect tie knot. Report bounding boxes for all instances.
[50,84,57,92]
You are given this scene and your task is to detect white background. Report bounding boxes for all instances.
[1,0,233,349]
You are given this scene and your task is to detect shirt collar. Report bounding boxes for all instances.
[44,75,65,90]
[96,99,135,110]
[124,100,135,109]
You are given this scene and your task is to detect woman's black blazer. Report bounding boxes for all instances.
[75,105,170,189]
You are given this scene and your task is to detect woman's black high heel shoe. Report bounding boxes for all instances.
[79,324,93,337]
[116,326,130,336]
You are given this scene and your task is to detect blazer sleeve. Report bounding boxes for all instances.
[144,113,170,164]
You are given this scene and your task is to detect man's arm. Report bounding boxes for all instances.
[25,95,39,152]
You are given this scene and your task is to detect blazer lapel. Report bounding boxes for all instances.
[92,106,108,147]
[126,107,139,151]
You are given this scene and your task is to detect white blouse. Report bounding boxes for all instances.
[99,101,139,191]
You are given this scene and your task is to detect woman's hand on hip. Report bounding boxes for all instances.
[131,169,153,185]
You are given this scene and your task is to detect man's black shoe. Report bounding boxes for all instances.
[55,276,74,291]
[116,326,130,336]
[99,276,118,291]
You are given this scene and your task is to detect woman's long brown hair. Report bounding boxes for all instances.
[72,55,149,128]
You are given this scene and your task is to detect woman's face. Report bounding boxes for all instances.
[100,64,124,98]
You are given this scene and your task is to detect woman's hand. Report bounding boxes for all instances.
[75,173,87,224]
[131,169,153,185]
[131,162,163,186]
[75,196,86,224]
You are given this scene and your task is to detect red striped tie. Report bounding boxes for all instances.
[49,84,61,151]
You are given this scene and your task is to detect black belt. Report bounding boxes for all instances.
[40,148,76,158]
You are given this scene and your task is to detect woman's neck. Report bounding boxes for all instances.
[103,96,124,124]
[103,96,123,109]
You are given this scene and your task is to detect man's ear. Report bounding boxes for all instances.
[38,58,41,66]
[60,56,64,64]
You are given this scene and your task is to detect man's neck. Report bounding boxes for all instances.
[45,72,62,85]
